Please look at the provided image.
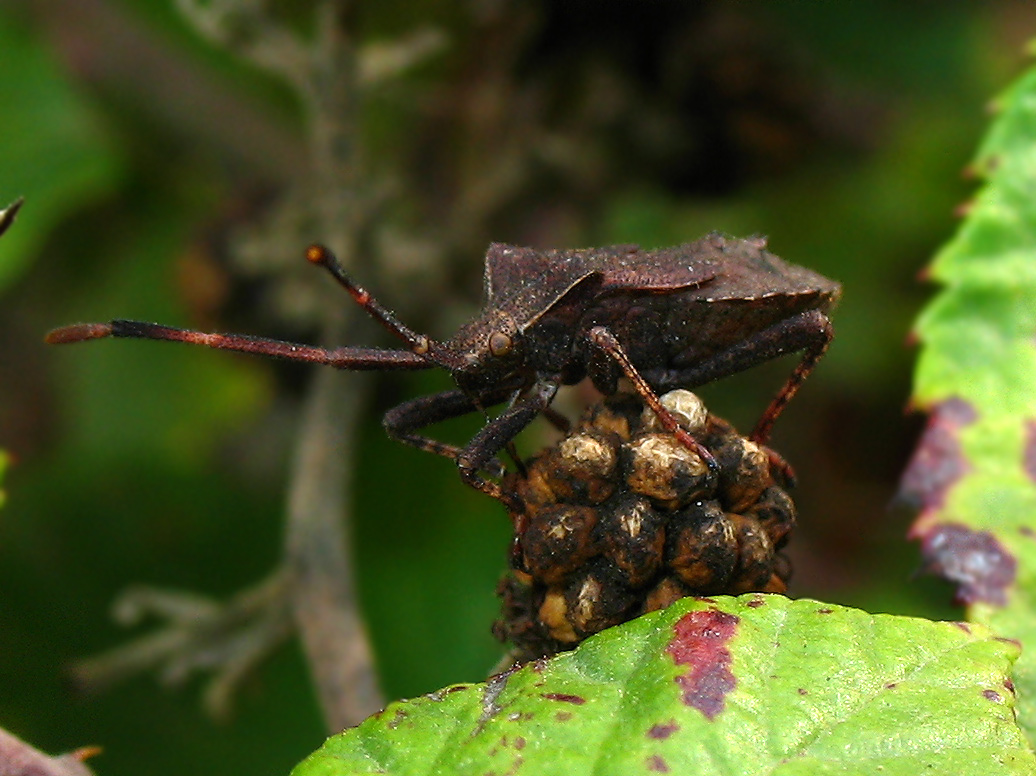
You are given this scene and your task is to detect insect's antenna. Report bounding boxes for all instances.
[306,245,455,366]
[44,321,433,371]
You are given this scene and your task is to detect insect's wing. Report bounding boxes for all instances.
[596,243,719,292]
[482,242,720,331]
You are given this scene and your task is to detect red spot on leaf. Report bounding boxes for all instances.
[1005,679,1016,694]
[920,523,1016,606]
[541,693,586,705]
[983,689,1003,703]
[646,755,671,773]
[952,622,973,635]
[1024,420,1036,484]
[901,398,976,533]
[666,609,738,720]
[647,720,679,740]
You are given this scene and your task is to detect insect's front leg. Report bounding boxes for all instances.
[382,386,516,476]
[586,326,719,483]
[455,379,559,507]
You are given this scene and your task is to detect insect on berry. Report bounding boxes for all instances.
[46,235,840,505]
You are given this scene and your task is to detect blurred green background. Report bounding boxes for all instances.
[1,2,1034,775]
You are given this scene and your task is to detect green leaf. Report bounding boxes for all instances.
[902,59,1036,742]
[291,595,1031,776]
[0,10,122,290]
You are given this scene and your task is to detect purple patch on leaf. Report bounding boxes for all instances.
[666,609,738,720]
[900,397,976,518]
[920,523,1016,606]
[647,720,679,740]
[646,755,670,773]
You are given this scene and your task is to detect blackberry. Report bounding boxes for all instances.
[495,389,796,662]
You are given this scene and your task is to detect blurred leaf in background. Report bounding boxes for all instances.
[0,11,122,290]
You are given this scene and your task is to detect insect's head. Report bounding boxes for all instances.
[443,308,526,394]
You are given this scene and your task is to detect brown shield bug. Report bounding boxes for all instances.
[46,234,840,505]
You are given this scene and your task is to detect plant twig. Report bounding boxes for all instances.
[70,574,294,720]
[282,335,381,729]
[177,0,388,729]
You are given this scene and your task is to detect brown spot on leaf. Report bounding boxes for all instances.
[541,693,586,705]
[920,523,1016,606]
[952,622,973,635]
[983,689,1003,703]
[646,755,671,773]
[797,688,808,695]
[1024,420,1036,484]
[816,608,832,614]
[555,711,572,722]
[900,398,976,530]
[647,720,679,740]
[1005,679,1016,693]
[746,595,766,608]
[666,608,738,720]
[884,682,897,690]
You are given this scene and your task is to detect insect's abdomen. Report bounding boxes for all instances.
[660,293,826,367]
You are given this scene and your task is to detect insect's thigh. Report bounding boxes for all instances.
[651,310,832,392]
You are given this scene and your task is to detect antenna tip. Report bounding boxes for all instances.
[45,323,113,345]
[306,244,328,265]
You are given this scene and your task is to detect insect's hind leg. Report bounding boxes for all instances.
[654,309,834,444]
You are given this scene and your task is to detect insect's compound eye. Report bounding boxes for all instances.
[489,331,513,357]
